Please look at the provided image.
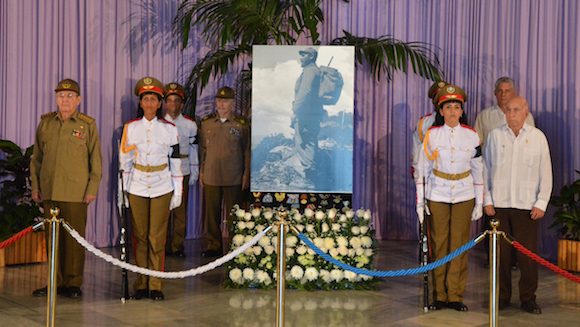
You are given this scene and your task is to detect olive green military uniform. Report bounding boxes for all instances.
[30,110,102,288]
[200,112,250,252]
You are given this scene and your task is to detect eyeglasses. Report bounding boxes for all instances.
[57,92,78,98]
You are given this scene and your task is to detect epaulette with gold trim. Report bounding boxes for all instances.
[41,111,58,120]
[77,112,95,124]
[233,115,247,125]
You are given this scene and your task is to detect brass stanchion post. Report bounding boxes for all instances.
[46,207,61,327]
[276,208,288,327]
[489,219,500,327]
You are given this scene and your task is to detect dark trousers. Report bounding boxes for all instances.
[203,185,242,252]
[43,201,88,288]
[495,208,539,303]
[167,175,190,253]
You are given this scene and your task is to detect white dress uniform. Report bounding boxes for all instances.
[412,113,435,179]
[164,113,199,183]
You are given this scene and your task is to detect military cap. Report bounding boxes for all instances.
[55,79,80,95]
[216,86,235,99]
[428,81,448,99]
[299,47,318,56]
[134,76,165,98]
[434,84,467,107]
[165,82,186,99]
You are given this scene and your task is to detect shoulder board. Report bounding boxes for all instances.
[183,114,196,123]
[202,113,216,121]
[460,124,477,133]
[233,115,247,125]
[41,111,58,120]
[126,117,142,125]
[77,112,95,124]
[160,118,176,126]
[428,125,442,131]
[420,113,434,120]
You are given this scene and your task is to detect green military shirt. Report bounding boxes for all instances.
[200,113,250,186]
[30,110,102,202]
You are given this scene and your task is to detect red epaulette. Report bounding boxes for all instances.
[183,114,196,122]
[160,118,176,126]
[460,124,477,133]
[126,117,142,125]
[420,113,434,120]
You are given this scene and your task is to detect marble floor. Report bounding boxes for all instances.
[1,239,578,326]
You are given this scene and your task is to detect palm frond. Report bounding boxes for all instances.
[330,31,443,81]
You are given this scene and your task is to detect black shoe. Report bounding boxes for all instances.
[131,289,148,300]
[521,300,542,314]
[499,300,510,310]
[150,290,164,301]
[447,301,469,311]
[32,286,66,297]
[66,287,82,298]
[201,249,222,258]
[428,301,447,310]
[174,250,185,258]
[512,264,518,271]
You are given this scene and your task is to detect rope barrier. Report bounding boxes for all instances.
[511,240,580,284]
[62,220,272,279]
[0,226,34,249]
[296,232,482,277]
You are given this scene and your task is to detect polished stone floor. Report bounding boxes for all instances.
[1,239,578,326]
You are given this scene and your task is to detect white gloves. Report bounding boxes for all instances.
[416,204,430,224]
[170,175,184,210]
[117,173,130,211]
[471,205,483,221]
[170,193,182,210]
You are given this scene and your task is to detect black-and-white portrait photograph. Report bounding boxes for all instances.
[251,45,354,193]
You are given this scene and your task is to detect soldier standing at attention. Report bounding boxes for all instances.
[199,86,250,258]
[30,79,102,298]
[119,77,183,301]
[163,82,199,258]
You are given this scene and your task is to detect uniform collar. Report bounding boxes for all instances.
[164,113,182,122]
[443,123,460,132]
[56,110,79,121]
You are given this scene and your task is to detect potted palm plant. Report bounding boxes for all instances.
[0,139,46,267]
[550,170,580,272]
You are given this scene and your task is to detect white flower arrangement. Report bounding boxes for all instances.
[226,205,377,290]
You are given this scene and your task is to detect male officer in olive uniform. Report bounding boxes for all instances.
[163,82,199,257]
[30,79,102,298]
[199,86,250,257]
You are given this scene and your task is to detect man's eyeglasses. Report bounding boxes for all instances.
[57,92,78,98]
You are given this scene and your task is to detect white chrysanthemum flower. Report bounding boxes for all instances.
[244,247,254,255]
[305,224,315,233]
[339,214,348,222]
[329,248,339,258]
[286,235,298,247]
[243,268,254,281]
[295,224,305,232]
[361,236,372,248]
[286,247,295,257]
[253,246,263,256]
[293,212,303,222]
[237,221,246,230]
[307,248,315,255]
[336,236,348,247]
[255,270,267,283]
[323,237,335,250]
[244,212,252,221]
[256,224,265,232]
[263,210,274,219]
[322,223,329,233]
[365,249,373,256]
[258,236,270,248]
[351,226,361,235]
[304,208,314,218]
[355,248,365,256]
[350,237,362,249]
[290,266,304,280]
[304,267,319,281]
[360,274,372,281]
[345,210,355,219]
[320,269,332,283]
[348,249,356,257]
[264,245,275,255]
[356,209,365,217]
[266,262,273,269]
[296,245,307,255]
[245,235,253,243]
[229,268,243,284]
[360,226,369,234]
[344,270,357,281]
[232,234,245,246]
[332,223,341,231]
[313,237,324,249]
[246,221,255,230]
[330,269,343,282]
[315,210,325,220]
[263,275,272,285]
[235,209,245,218]
[271,236,278,246]
[327,208,337,219]
[338,246,348,256]
[363,209,372,220]
[251,207,261,217]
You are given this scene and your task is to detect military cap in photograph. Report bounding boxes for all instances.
[134,76,165,97]
[165,82,186,99]
[55,79,80,95]
[435,84,468,107]
[299,47,318,56]
[216,86,235,99]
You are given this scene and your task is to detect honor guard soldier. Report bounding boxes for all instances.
[163,82,199,257]
[411,81,448,178]
[30,78,103,298]
[119,77,183,300]
[416,85,483,312]
[199,86,250,258]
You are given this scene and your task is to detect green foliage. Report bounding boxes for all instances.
[0,140,42,241]
[173,0,443,113]
[550,170,580,240]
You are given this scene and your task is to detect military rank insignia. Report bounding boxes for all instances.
[72,129,85,139]
[229,127,240,137]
